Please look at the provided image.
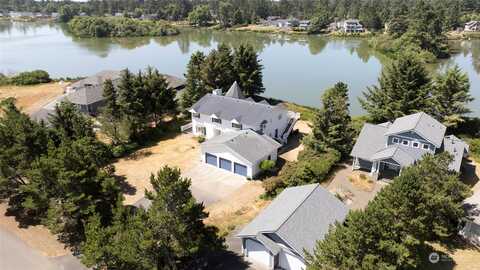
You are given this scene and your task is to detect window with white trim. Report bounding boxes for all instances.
[412,142,420,148]
[212,117,222,124]
[422,144,430,150]
[232,123,242,129]
[392,137,400,144]
[192,113,200,119]
[402,140,409,146]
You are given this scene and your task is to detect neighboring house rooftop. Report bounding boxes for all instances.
[464,190,480,225]
[442,135,469,172]
[371,145,417,167]
[201,130,281,164]
[237,184,348,257]
[68,70,121,90]
[350,123,388,161]
[385,112,446,148]
[190,93,295,129]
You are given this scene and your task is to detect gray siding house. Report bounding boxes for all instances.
[351,112,469,180]
[237,184,348,270]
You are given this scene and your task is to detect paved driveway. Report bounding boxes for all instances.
[183,164,247,206]
[0,227,86,270]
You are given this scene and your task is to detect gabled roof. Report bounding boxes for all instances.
[190,94,294,129]
[237,184,348,258]
[350,123,388,161]
[371,145,417,167]
[224,81,245,99]
[442,135,468,172]
[69,70,121,90]
[201,130,281,164]
[66,84,105,105]
[385,112,446,148]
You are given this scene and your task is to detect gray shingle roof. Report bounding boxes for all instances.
[385,112,446,148]
[237,184,348,258]
[371,145,417,166]
[224,81,245,99]
[464,190,480,224]
[191,94,293,129]
[68,70,121,90]
[442,135,468,172]
[350,123,388,161]
[201,130,281,164]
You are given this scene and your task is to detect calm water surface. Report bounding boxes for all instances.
[1,22,479,115]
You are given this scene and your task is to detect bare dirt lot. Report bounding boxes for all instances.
[0,82,65,114]
[114,133,201,205]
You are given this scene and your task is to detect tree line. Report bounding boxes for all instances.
[180,43,264,110]
[0,98,223,268]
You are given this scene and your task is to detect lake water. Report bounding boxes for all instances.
[1,21,479,115]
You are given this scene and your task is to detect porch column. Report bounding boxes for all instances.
[370,161,377,175]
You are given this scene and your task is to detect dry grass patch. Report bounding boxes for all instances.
[0,203,69,257]
[0,82,65,114]
[114,133,200,205]
[205,182,269,237]
[348,172,375,192]
[423,241,480,270]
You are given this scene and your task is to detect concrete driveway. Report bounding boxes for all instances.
[0,227,86,270]
[183,164,247,206]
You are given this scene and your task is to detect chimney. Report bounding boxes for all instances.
[212,89,222,96]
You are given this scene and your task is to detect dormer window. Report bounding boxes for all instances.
[392,137,400,144]
[192,113,200,119]
[402,140,409,146]
[422,144,430,150]
[212,117,222,124]
[232,123,242,129]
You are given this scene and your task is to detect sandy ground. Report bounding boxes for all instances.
[0,82,65,114]
[114,133,201,205]
[279,120,312,162]
[204,181,269,236]
[0,204,69,257]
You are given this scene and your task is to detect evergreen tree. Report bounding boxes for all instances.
[144,67,177,125]
[305,82,354,157]
[202,43,235,92]
[50,101,95,141]
[99,78,124,145]
[181,51,207,110]
[359,54,432,122]
[233,44,264,96]
[307,154,471,270]
[432,65,473,128]
[82,166,223,269]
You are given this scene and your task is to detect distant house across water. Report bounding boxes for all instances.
[329,19,364,33]
[465,21,480,32]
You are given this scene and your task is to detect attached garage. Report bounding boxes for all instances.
[200,130,281,179]
[219,158,232,171]
[234,163,248,176]
[205,153,217,166]
[245,239,272,268]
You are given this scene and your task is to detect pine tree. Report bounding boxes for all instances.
[50,101,95,141]
[202,43,235,92]
[180,51,207,110]
[307,154,471,270]
[99,78,124,145]
[233,44,265,96]
[359,54,432,122]
[432,65,473,128]
[144,67,176,125]
[305,82,354,157]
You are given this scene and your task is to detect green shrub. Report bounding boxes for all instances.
[263,148,340,198]
[10,70,51,85]
[197,136,205,143]
[259,160,276,172]
[0,73,9,85]
[112,145,126,158]
[468,138,480,162]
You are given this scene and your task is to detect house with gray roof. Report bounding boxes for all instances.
[460,189,480,247]
[189,82,300,145]
[237,184,348,270]
[30,70,186,122]
[201,130,281,178]
[351,112,469,180]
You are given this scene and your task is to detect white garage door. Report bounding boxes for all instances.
[245,239,271,268]
[278,250,306,270]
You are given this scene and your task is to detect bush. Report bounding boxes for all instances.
[259,160,276,172]
[0,73,9,85]
[112,142,139,158]
[467,138,480,162]
[263,148,340,198]
[10,70,51,85]
[197,136,205,143]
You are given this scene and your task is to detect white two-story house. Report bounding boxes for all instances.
[188,82,300,178]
